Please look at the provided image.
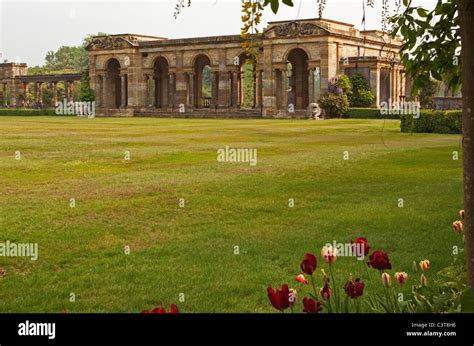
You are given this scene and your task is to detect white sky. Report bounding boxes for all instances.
[0,0,437,67]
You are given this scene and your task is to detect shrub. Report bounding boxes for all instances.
[319,94,349,118]
[400,110,462,134]
[0,108,66,116]
[349,73,375,107]
[345,107,400,119]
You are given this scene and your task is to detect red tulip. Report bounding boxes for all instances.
[367,250,392,270]
[267,284,290,311]
[344,278,365,299]
[295,274,309,284]
[300,253,317,275]
[302,297,322,313]
[142,304,179,314]
[460,210,465,219]
[320,276,331,301]
[351,237,371,257]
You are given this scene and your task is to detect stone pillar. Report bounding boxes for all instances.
[168,73,175,108]
[3,82,8,106]
[10,80,17,107]
[50,82,57,107]
[231,71,239,108]
[211,71,218,109]
[101,76,107,108]
[35,82,42,105]
[308,68,315,104]
[147,74,154,107]
[95,76,102,108]
[281,69,288,111]
[252,72,257,108]
[257,70,263,109]
[23,83,29,107]
[369,68,381,108]
[64,81,70,103]
[120,74,127,108]
[188,72,194,109]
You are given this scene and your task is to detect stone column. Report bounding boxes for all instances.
[257,70,263,109]
[168,73,175,108]
[231,71,239,108]
[101,76,107,108]
[0,83,4,106]
[308,68,315,104]
[369,68,381,108]
[211,71,218,109]
[281,69,288,111]
[95,76,102,108]
[252,72,257,108]
[147,74,154,107]
[10,80,17,107]
[50,82,57,107]
[35,82,42,105]
[64,81,70,103]
[120,74,127,108]
[188,72,194,109]
[23,83,29,107]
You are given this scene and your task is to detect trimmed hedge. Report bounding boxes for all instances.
[0,108,66,116]
[344,107,400,119]
[400,110,462,134]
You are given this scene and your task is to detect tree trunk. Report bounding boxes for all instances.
[459,0,474,288]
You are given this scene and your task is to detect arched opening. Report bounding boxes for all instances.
[153,57,169,108]
[106,59,121,109]
[286,48,309,110]
[193,55,212,108]
[239,54,257,109]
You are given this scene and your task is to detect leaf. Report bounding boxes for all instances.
[282,0,294,7]
[461,288,474,312]
[417,8,428,17]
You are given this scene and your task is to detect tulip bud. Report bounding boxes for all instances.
[381,272,391,287]
[419,260,430,272]
[460,210,465,220]
[321,245,338,264]
[412,260,418,272]
[420,274,428,287]
[452,221,464,234]
[394,272,408,285]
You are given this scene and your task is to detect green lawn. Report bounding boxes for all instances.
[0,116,463,313]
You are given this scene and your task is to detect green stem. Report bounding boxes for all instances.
[329,264,339,313]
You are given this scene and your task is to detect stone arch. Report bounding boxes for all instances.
[193,54,212,108]
[153,56,169,108]
[285,48,309,110]
[105,58,121,109]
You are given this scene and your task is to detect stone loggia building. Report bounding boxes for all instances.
[87,18,405,118]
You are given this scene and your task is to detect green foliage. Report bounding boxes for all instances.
[319,93,349,118]
[418,79,439,109]
[0,109,61,116]
[349,73,375,107]
[400,110,462,134]
[390,0,461,95]
[79,71,95,102]
[335,74,352,96]
[344,108,398,119]
[263,0,293,14]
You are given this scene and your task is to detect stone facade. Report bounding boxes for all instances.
[86,18,406,118]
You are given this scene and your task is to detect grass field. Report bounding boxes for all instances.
[0,116,463,313]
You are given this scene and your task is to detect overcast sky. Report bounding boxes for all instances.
[0,0,437,67]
